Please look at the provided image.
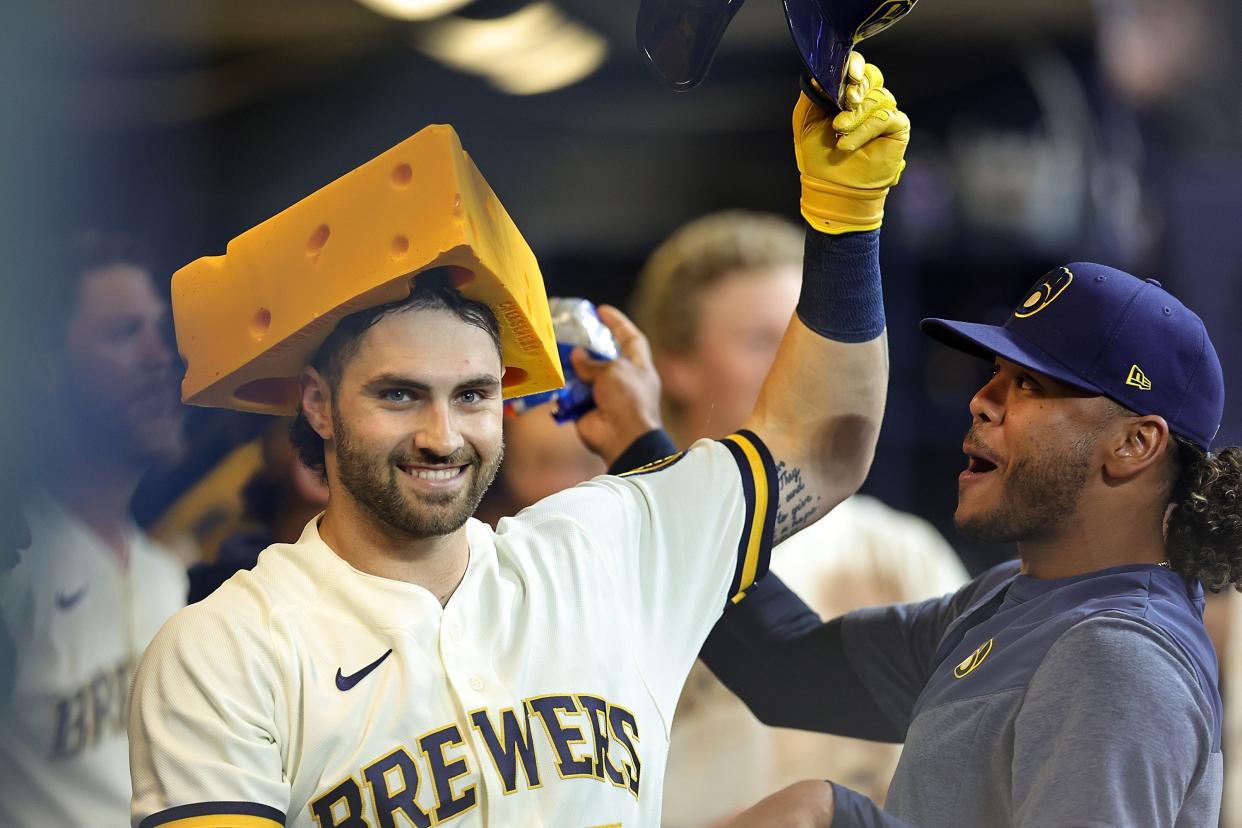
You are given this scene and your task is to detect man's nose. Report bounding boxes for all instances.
[968,374,1005,426]
[138,322,174,372]
[413,402,465,458]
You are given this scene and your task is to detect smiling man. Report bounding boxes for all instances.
[687,261,1242,826]
[127,56,909,828]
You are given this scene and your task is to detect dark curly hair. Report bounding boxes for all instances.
[1165,436,1242,592]
[289,270,501,480]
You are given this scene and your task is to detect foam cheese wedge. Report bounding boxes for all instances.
[172,124,562,415]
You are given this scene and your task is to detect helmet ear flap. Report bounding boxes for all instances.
[636,0,748,90]
[784,0,920,106]
[636,0,920,106]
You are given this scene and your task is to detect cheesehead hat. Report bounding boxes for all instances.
[172,124,562,415]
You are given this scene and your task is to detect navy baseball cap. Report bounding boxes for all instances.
[921,262,1225,450]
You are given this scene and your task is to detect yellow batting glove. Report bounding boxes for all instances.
[794,52,911,235]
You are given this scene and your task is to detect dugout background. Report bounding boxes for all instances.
[2,0,1240,575]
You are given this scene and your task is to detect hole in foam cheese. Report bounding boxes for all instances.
[172,124,562,415]
[391,235,410,259]
[306,224,330,260]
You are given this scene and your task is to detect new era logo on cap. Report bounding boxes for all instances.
[921,262,1225,450]
[1127,365,1152,391]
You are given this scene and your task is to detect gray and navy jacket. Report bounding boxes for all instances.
[700,559,1222,827]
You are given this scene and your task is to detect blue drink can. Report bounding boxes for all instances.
[505,298,619,423]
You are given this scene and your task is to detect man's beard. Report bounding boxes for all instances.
[45,407,184,477]
[333,414,502,542]
[955,430,1095,544]
[125,410,186,469]
[58,375,185,471]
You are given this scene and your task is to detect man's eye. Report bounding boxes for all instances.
[1017,375,1038,391]
[382,389,411,403]
[458,390,482,404]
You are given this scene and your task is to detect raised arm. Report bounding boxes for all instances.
[746,57,907,541]
[573,56,908,543]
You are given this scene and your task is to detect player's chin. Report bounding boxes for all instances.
[952,494,989,537]
[409,496,478,537]
[131,421,187,468]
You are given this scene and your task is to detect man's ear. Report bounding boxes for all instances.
[1103,413,1170,482]
[299,367,334,441]
[654,350,701,408]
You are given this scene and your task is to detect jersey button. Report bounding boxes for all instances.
[469,676,485,692]
[447,622,462,641]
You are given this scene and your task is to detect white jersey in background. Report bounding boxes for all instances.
[130,433,777,828]
[0,490,188,828]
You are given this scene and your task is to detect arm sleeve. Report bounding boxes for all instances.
[1011,613,1219,828]
[830,783,915,828]
[606,428,679,476]
[513,431,778,716]
[128,602,288,828]
[699,574,903,742]
[841,563,1017,729]
[700,563,1017,738]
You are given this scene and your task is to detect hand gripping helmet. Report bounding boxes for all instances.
[637,0,919,106]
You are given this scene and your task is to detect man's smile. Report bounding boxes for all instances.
[397,463,469,490]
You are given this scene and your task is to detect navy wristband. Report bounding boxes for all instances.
[608,428,679,475]
[795,227,885,343]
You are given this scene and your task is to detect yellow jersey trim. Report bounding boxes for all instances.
[720,430,778,604]
[138,802,285,828]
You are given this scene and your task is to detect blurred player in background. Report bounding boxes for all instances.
[186,418,329,603]
[0,230,188,827]
[501,402,606,509]
[0,488,32,707]
[626,210,966,825]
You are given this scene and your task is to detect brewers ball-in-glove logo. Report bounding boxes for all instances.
[1014,267,1073,319]
[953,638,994,679]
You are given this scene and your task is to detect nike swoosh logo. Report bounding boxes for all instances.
[56,586,88,610]
[335,649,393,691]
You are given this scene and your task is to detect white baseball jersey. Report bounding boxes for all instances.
[0,490,188,827]
[130,431,777,828]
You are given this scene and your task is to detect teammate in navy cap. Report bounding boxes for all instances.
[587,261,1241,825]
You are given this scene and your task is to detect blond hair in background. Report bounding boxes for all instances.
[632,209,804,356]
[631,211,806,445]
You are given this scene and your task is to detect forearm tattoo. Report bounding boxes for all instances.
[774,461,822,544]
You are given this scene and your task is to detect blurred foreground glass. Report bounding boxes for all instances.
[414,1,608,94]
[356,0,477,21]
